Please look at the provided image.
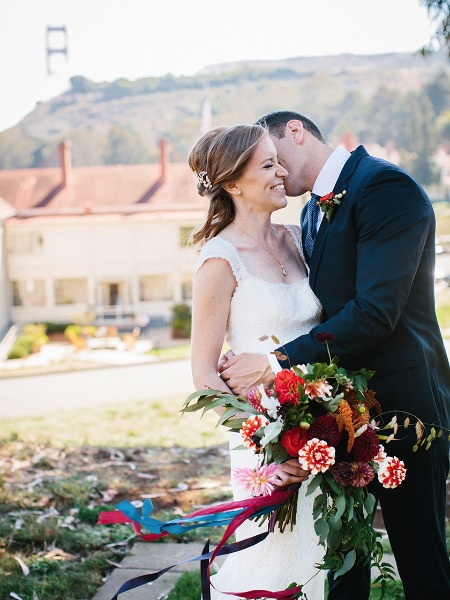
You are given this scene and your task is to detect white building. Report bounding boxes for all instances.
[0,141,205,329]
[0,139,306,331]
[0,141,305,331]
[0,198,15,336]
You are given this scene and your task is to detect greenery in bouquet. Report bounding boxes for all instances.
[182,334,442,596]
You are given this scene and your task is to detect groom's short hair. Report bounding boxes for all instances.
[256,111,326,143]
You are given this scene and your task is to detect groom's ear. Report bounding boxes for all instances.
[286,120,304,145]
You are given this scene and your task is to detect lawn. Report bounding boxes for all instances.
[0,394,409,600]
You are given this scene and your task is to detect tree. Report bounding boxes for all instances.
[419,1,450,57]
[105,125,152,165]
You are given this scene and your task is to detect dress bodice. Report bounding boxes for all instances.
[195,225,322,355]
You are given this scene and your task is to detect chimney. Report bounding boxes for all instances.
[159,139,167,184]
[59,140,72,188]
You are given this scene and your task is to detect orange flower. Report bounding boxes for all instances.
[336,399,356,452]
[274,369,304,405]
[240,415,268,451]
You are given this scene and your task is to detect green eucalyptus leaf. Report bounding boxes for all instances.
[222,418,246,429]
[327,525,343,553]
[314,518,330,544]
[363,493,376,517]
[347,495,355,521]
[334,549,357,578]
[325,471,343,495]
[335,494,347,521]
[305,474,323,496]
[216,407,239,427]
[313,493,327,512]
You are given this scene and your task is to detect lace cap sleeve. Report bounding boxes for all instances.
[283,224,309,274]
[194,236,246,283]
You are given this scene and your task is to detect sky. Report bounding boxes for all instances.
[0,0,436,133]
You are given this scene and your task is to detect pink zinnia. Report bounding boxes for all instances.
[233,463,279,496]
[246,387,264,413]
[378,456,406,489]
[240,415,268,451]
[298,438,335,474]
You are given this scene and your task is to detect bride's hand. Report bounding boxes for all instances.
[273,458,310,488]
[218,349,235,373]
[220,352,275,395]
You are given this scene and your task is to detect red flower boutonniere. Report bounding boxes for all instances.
[318,189,346,222]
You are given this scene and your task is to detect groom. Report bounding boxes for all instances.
[220,111,450,599]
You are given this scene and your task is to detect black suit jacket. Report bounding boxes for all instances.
[278,145,449,426]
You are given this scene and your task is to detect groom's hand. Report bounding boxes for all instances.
[220,352,275,395]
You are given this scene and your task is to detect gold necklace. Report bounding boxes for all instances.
[234,222,288,276]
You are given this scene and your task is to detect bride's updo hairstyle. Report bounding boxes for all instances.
[188,124,267,245]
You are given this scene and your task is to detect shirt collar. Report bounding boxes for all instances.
[312,145,351,197]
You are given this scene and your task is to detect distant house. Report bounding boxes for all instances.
[0,140,207,329]
[0,140,304,332]
[0,198,15,336]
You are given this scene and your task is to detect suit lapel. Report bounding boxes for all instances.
[308,145,368,288]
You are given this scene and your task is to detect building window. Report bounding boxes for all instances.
[11,280,46,306]
[139,275,173,301]
[54,278,88,305]
[181,275,193,300]
[179,226,194,247]
[8,231,44,254]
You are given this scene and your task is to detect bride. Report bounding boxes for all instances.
[188,124,325,599]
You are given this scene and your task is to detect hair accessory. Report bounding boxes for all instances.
[194,170,212,190]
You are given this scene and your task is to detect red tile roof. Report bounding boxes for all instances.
[0,161,207,219]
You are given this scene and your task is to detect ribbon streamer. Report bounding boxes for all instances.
[98,489,303,599]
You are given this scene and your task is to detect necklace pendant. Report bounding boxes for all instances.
[281,265,288,276]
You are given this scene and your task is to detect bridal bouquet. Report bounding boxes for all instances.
[182,334,438,589]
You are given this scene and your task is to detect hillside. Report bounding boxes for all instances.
[0,51,449,170]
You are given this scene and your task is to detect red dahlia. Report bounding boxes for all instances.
[307,414,342,447]
[330,462,354,487]
[352,426,380,462]
[331,461,375,488]
[273,370,304,405]
[348,462,375,488]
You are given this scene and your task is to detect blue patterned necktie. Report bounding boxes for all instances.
[304,193,321,260]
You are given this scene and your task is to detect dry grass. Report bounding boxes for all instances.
[0,394,227,448]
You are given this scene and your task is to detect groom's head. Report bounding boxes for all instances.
[256,111,325,143]
[256,111,330,196]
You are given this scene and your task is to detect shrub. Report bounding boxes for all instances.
[7,324,49,359]
[171,303,192,339]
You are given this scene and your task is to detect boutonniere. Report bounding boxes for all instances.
[318,190,346,222]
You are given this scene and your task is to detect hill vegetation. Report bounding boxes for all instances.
[1,51,449,185]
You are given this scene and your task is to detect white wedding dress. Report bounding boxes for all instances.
[195,225,325,600]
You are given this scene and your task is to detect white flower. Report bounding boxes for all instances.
[259,385,280,419]
[259,419,283,447]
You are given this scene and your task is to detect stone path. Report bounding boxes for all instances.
[92,541,221,600]
[92,539,399,599]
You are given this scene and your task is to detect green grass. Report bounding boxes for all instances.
[147,344,191,360]
[0,394,227,448]
[167,571,406,599]
[436,288,450,330]
[435,204,450,238]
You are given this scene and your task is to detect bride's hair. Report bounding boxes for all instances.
[188,124,267,245]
